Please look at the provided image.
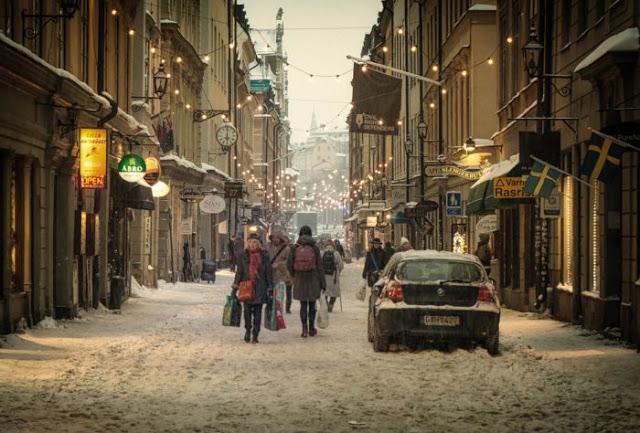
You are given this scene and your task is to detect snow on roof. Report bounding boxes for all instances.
[468,4,497,11]
[160,19,178,25]
[201,162,232,180]
[471,154,519,188]
[160,154,207,174]
[394,249,482,263]
[574,27,639,73]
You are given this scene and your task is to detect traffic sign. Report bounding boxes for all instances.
[446,191,462,216]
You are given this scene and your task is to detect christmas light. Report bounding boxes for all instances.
[111,9,118,16]
[487,58,494,65]
[128,29,135,36]
[506,36,513,44]
[176,56,182,63]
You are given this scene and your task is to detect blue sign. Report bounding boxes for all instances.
[446,191,462,216]
[250,79,272,93]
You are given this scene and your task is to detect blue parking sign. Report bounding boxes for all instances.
[446,191,462,216]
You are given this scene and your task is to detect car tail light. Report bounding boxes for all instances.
[386,281,404,303]
[477,283,494,303]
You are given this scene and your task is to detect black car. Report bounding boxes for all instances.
[367,250,500,355]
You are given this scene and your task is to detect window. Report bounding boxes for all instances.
[561,0,571,44]
[398,259,484,283]
[510,0,521,96]
[499,7,508,104]
[577,0,588,35]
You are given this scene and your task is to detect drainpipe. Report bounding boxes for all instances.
[98,93,118,128]
[98,0,106,93]
[437,0,444,250]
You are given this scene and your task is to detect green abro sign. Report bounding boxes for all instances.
[118,153,147,182]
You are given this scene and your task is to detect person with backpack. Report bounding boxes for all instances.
[268,228,292,313]
[287,225,326,338]
[321,240,343,313]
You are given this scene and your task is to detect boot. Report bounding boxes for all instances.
[309,326,317,337]
[251,329,259,344]
[244,329,251,343]
[327,302,334,313]
[301,324,308,338]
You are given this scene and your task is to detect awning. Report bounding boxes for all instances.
[390,210,410,224]
[343,214,358,223]
[466,154,527,215]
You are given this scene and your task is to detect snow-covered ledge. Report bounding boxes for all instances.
[574,27,639,73]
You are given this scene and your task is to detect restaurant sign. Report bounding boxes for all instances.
[424,164,484,180]
[79,128,107,189]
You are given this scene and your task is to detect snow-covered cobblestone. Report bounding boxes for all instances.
[1,261,639,433]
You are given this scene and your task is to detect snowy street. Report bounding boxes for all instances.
[1,261,639,433]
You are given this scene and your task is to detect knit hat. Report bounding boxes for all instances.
[400,237,410,245]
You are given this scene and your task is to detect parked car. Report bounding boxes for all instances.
[367,250,500,355]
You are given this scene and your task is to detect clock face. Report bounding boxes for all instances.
[216,124,238,148]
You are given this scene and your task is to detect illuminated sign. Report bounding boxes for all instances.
[493,177,533,199]
[79,128,107,189]
[118,154,146,182]
[144,157,161,186]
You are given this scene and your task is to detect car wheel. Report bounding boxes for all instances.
[373,332,390,352]
[486,332,499,356]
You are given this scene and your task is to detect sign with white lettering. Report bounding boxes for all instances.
[476,214,498,234]
[425,164,484,180]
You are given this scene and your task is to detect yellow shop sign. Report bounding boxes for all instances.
[493,177,532,199]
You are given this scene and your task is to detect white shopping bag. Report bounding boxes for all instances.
[317,296,329,329]
[355,279,367,302]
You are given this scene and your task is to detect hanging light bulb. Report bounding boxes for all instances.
[361,64,368,72]
[487,58,494,65]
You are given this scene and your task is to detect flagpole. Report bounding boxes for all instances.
[588,127,640,152]
[346,55,444,86]
[530,155,592,188]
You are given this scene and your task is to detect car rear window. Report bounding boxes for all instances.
[397,260,484,283]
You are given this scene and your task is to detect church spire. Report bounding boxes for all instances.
[309,108,318,132]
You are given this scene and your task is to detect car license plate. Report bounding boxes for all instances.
[423,315,460,327]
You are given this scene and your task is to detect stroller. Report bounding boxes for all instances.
[201,260,217,284]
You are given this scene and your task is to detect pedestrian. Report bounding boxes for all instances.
[397,236,413,252]
[268,228,293,314]
[232,234,244,271]
[362,238,387,288]
[232,236,273,344]
[228,235,237,271]
[474,233,492,275]
[334,239,345,258]
[321,239,343,313]
[182,242,193,281]
[383,241,396,262]
[287,225,326,338]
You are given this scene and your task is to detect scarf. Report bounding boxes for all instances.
[248,250,262,281]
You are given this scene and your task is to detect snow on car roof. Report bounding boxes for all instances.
[384,250,483,273]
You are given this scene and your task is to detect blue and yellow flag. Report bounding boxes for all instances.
[580,132,624,183]
[523,159,561,198]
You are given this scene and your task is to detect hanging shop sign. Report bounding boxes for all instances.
[143,157,161,186]
[200,194,226,214]
[493,177,532,199]
[425,164,484,180]
[118,153,146,182]
[366,216,378,228]
[224,180,245,199]
[349,67,401,136]
[476,214,498,234]
[151,180,170,198]
[79,128,108,189]
[540,190,562,218]
[180,189,204,202]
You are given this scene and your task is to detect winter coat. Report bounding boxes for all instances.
[362,247,387,279]
[232,249,273,305]
[321,247,344,298]
[268,233,292,285]
[383,246,396,263]
[335,243,345,258]
[287,235,326,302]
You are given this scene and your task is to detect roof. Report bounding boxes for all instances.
[575,27,639,73]
[160,154,207,174]
[201,162,232,180]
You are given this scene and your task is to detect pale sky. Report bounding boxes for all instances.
[240,0,381,143]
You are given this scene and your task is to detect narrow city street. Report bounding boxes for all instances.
[1,262,639,433]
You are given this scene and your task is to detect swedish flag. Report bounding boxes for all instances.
[580,132,624,183]
[523,159,561,198]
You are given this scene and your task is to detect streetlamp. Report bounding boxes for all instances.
[132,64,169,101]
[404,136,414,157]
[522,27,544,80]
[417,121,428,141]
[463,136,476,152]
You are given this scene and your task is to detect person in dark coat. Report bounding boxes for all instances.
[287,225,326,338]
[334,239,345,258]
[232,237,274,344]
[383,241,395,263]
[362,238,388,287]
[228,236,236,271]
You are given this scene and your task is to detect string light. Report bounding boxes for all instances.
[487,58,494,65]
[111,9,118,16]
[361,65,367,72]
[185,103,191,109]
[429,102,436,109]
[150,47,156,54]
[397,27,404,35]
[203,55,210,63]
[506,36,513,44]
[128,29,135,36]
[382,46,389,53]
[176,56,182,63]
[174,89,180,95]
[411,45,417,53]
[432,65,438,72]
[461,70,468,77]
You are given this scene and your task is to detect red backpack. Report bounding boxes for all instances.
[293,244,317,272]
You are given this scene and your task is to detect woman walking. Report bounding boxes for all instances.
[287,225,326,337]
[268,228,293,313]
[321,240,343,312]
[232,236,273,344]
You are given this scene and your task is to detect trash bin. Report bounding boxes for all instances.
[201,260,217,284]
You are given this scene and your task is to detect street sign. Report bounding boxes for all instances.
[446,191,462,216]
[425,164,484,180]
[541,190,562,218]
[493,177,533,199]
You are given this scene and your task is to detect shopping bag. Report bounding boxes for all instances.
[317,295,329,329]
[223,295,240,327]
[238,280,255,302]
[356,280,367,302]
[265,295,278,331]
[275,282,286,330]
[231,298,241,327]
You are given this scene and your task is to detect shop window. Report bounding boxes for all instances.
[562,176,574,288]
